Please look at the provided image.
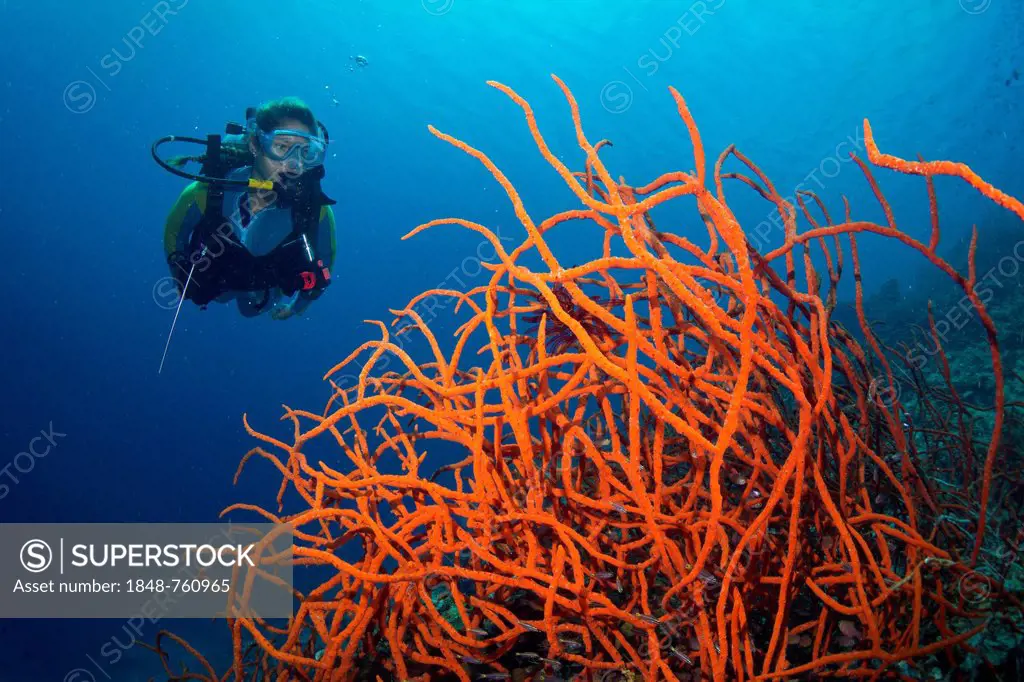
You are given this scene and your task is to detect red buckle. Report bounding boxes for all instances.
[300,272,316,290]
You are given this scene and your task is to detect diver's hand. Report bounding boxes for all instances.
[270,305,295,321]
[270,292,300,320]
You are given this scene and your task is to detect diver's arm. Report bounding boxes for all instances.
[163,181,206,280]
[290,205,337,317]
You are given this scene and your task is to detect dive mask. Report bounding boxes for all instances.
[256,128,327,168]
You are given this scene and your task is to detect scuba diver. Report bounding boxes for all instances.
[155,97,337,322]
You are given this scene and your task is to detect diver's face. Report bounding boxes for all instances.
[252,118,314,183]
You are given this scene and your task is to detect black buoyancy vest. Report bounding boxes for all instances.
[172,164,336,309]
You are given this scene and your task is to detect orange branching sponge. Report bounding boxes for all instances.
[155,76,1022,681]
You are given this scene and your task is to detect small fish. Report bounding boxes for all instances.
[558,638,584,652]
[460,656,483,664]
[635,613,661,626]
[478,674,511,681]
[592,571,614,580]
[516,652,542,661]
[467,628,489,637]
[669,646,693,664]
[541,658,562,670]
[697,569,719,586]
[728,470,747,485]
[611,503,627,514]
[517,620,541,633]
[838,620,861,638]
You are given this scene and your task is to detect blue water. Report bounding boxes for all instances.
[0,0,1021,679]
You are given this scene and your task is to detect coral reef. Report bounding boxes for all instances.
[148,76,1024,681]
